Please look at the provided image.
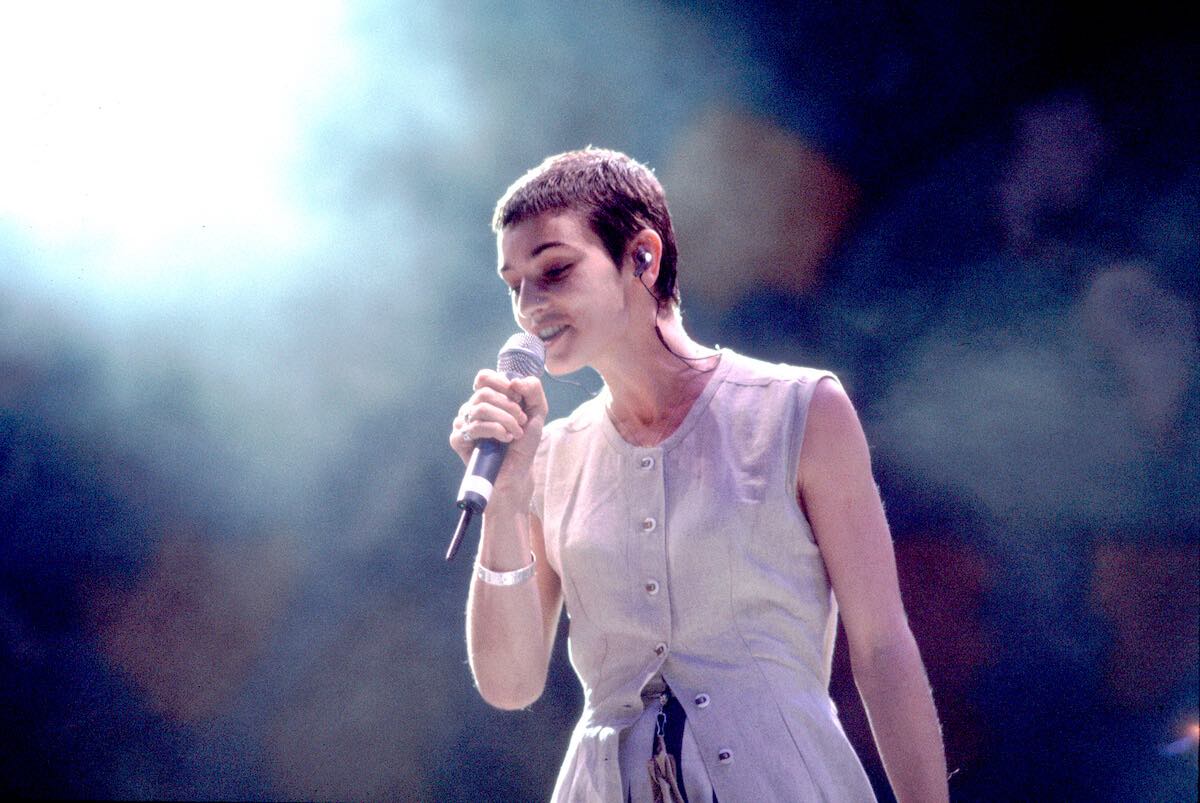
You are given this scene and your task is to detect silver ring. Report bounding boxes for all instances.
[462,430,473,444]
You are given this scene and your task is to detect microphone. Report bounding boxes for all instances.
[446,332,546,561]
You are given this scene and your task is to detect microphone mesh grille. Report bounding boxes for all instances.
[497,332,546,378]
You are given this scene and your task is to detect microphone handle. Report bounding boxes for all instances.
[458,438,509,514]
[446,367,532,562]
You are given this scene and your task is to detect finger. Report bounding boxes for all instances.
[464,404,526,438]
[469,387,528,424]
[473,369,517,397]
[464,420,517,443]
[449,426,473,462]
[473,369,528,407]
[509,376,548,419]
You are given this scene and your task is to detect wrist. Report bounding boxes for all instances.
[478,496,534,570]
[475,551,536,586]
[490,450,537,509]
[483,484,533,518]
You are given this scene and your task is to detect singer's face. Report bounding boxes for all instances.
[498,212,636,375]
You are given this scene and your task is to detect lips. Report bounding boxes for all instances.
[536,323,568,343]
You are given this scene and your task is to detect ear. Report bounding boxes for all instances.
[628,229,663,286]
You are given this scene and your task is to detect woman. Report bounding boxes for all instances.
[450,148,947,802]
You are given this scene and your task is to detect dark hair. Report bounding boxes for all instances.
[492,148,680,309]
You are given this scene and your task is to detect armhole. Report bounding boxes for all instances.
[528,426,559,576]
[529,427,552,522]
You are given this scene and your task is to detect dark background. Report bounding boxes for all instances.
[1,1,1196,799]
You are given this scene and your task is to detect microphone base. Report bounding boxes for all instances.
[446,506,475,561]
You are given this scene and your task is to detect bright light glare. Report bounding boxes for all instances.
[0,2,348,296]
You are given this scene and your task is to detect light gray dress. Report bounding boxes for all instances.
[531,350,877,802]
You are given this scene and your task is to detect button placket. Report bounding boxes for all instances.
[632,448,668,671]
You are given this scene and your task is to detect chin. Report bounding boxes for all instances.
[544,360,581,377]
[543,351,588,377]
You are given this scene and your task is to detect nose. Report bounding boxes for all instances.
[514,279,547,320]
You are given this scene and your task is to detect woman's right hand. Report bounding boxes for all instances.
[449,369,548,493]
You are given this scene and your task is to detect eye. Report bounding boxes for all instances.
[542,264,571,282]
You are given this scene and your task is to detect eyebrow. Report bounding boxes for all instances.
[498,240,570,275]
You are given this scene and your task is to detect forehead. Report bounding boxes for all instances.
[497,211,604,271]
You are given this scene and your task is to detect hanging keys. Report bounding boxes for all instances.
[647,687,685,803]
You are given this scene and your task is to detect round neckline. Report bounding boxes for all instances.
[598,348,734,453]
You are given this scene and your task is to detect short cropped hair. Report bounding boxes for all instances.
[492,148,680,309]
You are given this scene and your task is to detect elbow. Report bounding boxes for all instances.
[475,675,546,711]
[469,650,548,710]
[848,623,923,676]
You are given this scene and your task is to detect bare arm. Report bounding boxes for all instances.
[466,506,562,709]
[799,378,948,803]
[451,371,563,710]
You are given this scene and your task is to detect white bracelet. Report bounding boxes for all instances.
[475,552,536,586]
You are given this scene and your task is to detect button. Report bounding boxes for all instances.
[641,517,657,532]
[639,455,655,469]
[654,642,667,656]
[645,580,659,595]
[717,749,733,764]
[694,693,710,708]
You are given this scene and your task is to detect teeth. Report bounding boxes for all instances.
[538,324,566,340]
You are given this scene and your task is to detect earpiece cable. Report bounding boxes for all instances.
[544,257,719,400]
[640,276,719,374]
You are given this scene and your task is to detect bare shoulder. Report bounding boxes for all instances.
[809,375,859,427]
[800,375,870,483]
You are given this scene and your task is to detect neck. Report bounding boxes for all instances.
[596,309,719,443]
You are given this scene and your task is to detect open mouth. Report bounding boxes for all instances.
[537,324,568,344]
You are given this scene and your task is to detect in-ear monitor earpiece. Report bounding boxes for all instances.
[633,247,652,278]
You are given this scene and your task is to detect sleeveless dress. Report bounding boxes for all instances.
[530,350,876,802]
